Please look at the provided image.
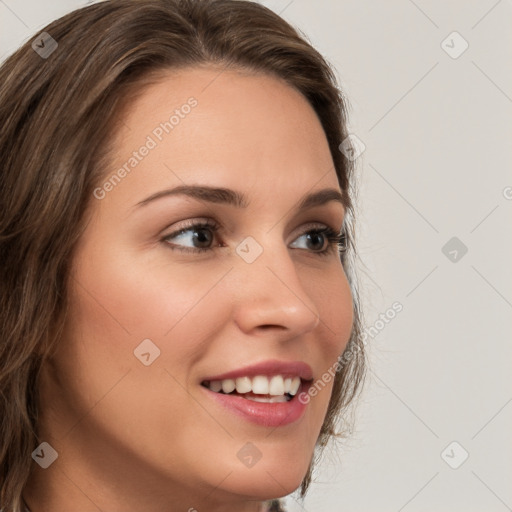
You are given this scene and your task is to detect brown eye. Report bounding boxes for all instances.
[304,232,328,251]
[289,226,346,257]
[163,220,220,253]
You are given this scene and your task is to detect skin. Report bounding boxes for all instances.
[23,67,354,512]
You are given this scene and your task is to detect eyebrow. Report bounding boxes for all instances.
[135,185,345,211]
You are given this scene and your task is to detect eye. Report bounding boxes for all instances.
[289,224,347,257]
[162,219,220,253]
[161,219,347,257]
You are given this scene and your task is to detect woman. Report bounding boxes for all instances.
[0,1,366,511]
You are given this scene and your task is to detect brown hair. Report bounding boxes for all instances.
[0,1,366,510]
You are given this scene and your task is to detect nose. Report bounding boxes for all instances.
[231,240,321,339]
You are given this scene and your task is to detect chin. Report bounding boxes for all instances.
[216,452,310,501]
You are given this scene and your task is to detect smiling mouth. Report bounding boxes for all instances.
[200,374,304,403]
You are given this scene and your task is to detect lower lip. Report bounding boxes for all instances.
[201,381,310,427]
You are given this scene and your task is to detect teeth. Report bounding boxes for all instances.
[269,375,284,396]
[206,374,302,397]
[290,376,301,395]
[210,380,222,393]
[235,376,252,394]
[252,375,269,394]
[221,379,236,394]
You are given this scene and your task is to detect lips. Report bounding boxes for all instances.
[201,379,311,427]
[199,360,314,426]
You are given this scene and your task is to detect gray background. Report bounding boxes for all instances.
[1,1,511,511]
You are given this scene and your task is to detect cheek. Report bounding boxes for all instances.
[62,242,236,427]
[315,266,354,358]
[70,236,232,343]
[306,268,354,413]
[54,249,230,462]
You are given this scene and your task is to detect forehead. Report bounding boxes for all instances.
[102,66,341,209]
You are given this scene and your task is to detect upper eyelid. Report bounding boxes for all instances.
[162,219,343,240]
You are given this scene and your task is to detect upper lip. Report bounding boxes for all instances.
[201,359,314,382]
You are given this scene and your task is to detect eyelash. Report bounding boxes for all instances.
[162,219,348,258]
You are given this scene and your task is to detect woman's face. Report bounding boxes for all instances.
[34,68,354,511]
